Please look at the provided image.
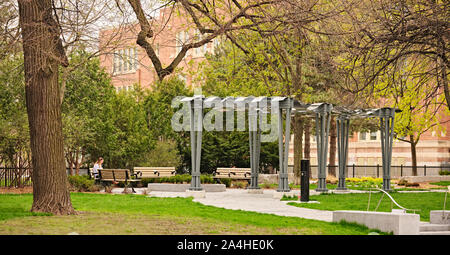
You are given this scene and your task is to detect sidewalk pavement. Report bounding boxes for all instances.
[110,188,368,222]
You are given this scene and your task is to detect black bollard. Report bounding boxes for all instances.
[300,159,310,202]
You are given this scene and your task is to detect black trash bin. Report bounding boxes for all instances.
[300,159,310,202]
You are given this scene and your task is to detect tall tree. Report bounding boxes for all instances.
[18,0,74,215]
[341,0,449,109]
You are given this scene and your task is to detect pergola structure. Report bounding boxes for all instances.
[178,96,399,193]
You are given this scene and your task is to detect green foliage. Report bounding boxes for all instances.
[62,49,154,169]
[0,54,30,167]
[67,175,100,192]
[144,77,191,140]
[218,178,232,188]
[139,140,181,168]
[430,181,450,186]
[345,177,384,190]
[198,41,271,97]
[140,174,215,186]
[439,170,450,176]
[105,89,154,168]
[62,50,117,168]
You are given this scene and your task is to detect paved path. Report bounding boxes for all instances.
[193,189,334,222]
[111,188,361,222]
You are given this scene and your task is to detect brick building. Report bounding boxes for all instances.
[98,8,217,91]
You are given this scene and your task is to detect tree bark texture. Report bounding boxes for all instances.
[18,0,75,215]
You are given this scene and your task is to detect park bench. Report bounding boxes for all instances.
[133,167,176,178]
[213,168,251,180]
[98,169,140,193]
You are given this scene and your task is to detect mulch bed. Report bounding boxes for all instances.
[0,186,33,194]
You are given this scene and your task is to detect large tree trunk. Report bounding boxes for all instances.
[18,0,75,215]
[328,116,337,176]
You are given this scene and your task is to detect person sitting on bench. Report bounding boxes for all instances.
[92,157,118,185]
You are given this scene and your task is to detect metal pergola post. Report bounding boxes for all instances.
[336,116,350,190]
[314,103,332,192]
[378,108,396,192]
[276,98,293,192]
[189,96,203,191]
[248,98,262,190]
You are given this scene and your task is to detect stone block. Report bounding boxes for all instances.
[148,183,226,192]
[430,210,450,224]
[332,210,420,235]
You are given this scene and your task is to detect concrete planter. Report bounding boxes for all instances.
[430,210,450,224]
[400,175,450,183]
[148,183,226,192]
[332,210,420,235]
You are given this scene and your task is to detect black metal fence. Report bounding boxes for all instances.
[344,165,450,178]
[0,167,89,188]
[1,165,449,188]
[288,165,450,178]
[0,167,33,188]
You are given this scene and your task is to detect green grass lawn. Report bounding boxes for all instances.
[285,191,448,221]
[0,193,386,235]
[430,181,450,187]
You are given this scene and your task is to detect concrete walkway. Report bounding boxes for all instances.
[111,188,364,222]
[193,189,334,222]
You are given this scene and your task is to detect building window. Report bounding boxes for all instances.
[359,132,366,141]
[176,31,189,56]
[113,47,138,74]
[370,131,377,140]
[193,29,207,57]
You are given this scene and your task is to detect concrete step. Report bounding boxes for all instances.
[419,222,450,235]
[420,231,450,235]
[420,223,450,232]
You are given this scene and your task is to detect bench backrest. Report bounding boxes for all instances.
[98,169,130,181]
[215,168,251,179]
[134,167,176,178]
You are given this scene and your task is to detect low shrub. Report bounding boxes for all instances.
[261,182,272,189]
[232,181,248,189]
[439,170,450,176]
[397,179,408,186]
[200,174,214,184]
[345,177,383,189]
[218,178,232,187]
[68,175,101,192]
[140,174,214,186]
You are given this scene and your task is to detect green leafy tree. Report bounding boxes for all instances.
[371,58,449,175]
[0,54,31,185]
[61,50,116,174]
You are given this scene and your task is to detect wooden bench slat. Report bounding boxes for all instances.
[133,167,176,178]
[214,168,251,180]
[97,169,140,193]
